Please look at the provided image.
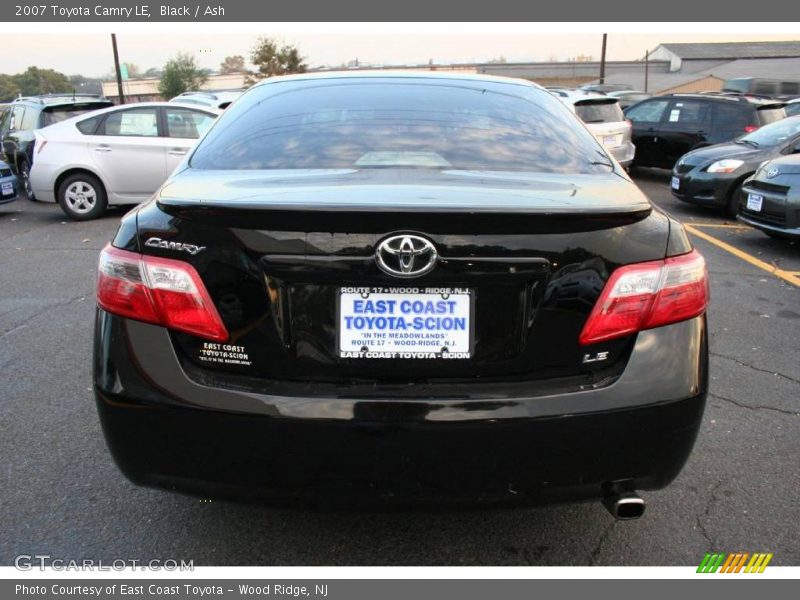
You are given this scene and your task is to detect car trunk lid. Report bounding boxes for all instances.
[138,168,668,391]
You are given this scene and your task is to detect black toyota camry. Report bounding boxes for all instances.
[94,73,709,518]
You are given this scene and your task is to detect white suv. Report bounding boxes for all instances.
[550,89,636,168]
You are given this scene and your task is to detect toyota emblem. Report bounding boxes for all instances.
[766,167,780,179]
[375,234,438,278]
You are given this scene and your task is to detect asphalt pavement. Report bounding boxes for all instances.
[1,173,798,566]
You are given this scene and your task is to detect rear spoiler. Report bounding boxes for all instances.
[574,97,619,106]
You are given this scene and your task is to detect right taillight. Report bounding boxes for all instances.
[97,244,228,342]
[579,250,708,345]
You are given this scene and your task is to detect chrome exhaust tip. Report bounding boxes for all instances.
[603,491,645,520]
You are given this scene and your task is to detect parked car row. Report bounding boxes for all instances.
[0,93,227,219]
[621,90,800,239]
[670,115,800,215]
[626,93,786,170]
[0,94,114,198]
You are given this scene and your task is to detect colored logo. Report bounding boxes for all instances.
[697,552,773,573]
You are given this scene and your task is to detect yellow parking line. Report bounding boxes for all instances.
[688,223,751,230]
[685,224,800,288]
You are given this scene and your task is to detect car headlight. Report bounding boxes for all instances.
[707,159,744,173]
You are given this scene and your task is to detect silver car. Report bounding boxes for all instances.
[29,102,220,220]
[550,89,636,168]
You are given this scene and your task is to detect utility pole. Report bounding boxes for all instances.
[111,33,125,104]
[644,49,650,93]
[599,33,608,84]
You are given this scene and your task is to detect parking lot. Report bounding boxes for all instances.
[0,170,798,567]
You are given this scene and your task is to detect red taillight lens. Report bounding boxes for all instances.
[744,125,759,133]
[97,245,228,342]
[579,250,708,345]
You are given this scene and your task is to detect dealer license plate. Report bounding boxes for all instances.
[746,193,763,212]
[338,287,472,359]
[602,135,619,147]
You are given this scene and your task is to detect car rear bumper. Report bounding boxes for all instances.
[29,164,57,203]
[94,311,709,506]
[608,142,636,168]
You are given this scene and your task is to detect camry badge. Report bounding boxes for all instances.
[375,234,438,278]
[766,167,780,179]
[144,237,206,255]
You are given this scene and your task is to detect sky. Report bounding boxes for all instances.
[3,32,800,77]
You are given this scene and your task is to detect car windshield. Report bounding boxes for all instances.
[190,80,611,173]
[739,115,800,147]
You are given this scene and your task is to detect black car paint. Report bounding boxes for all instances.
[94,75,707,507]
[627,95,786,170]
[739,155,800,238]
[671,134,800,211]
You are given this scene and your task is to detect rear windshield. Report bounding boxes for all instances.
[574,101,624,124]
[190,81,611,173]
[757,107,787,125]
[42,104,111,127]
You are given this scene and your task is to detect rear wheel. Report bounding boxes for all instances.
[58,173,108,221]
[18,159,34,200]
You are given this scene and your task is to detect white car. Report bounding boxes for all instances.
[549,89,636,168]
[30,102,220,220]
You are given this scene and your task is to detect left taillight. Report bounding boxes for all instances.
[579,250,708,345]
[96,244,228,342]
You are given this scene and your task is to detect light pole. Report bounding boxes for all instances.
[599,33,608,84]
[111,34,125,104]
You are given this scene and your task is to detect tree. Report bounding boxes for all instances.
[13,66,71,96]
[219,55,246,74]
[158,53,208,99]
[69,74,103,95]
[0,74,20,102]
[144,67,163,78]
[245,37,307,85]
